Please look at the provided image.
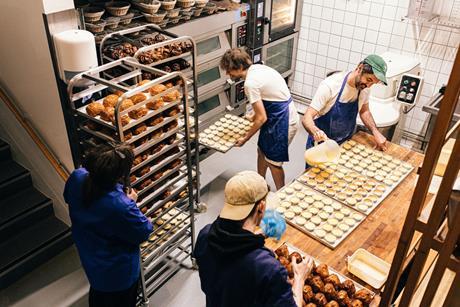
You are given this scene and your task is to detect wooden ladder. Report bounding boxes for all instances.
[380,45,460,307]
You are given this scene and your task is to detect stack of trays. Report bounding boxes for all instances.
[199,114,253,152]
[298,164,390,215]
[276,181,365,249]
[339,140,414,186]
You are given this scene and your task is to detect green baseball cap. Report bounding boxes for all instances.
[364,54,388,85]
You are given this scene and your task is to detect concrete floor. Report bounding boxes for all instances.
[0,125,309,307]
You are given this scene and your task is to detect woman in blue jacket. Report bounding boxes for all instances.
[64,143,153,307]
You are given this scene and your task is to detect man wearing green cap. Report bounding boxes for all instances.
[302,54,388,152]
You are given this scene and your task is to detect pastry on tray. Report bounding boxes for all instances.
[146,98,165,110]
[149,84,168,96]
[130,93,147,104]
[86,102,105,117]
[103,94,119,108]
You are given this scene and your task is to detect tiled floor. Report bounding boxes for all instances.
[0,124,309,307]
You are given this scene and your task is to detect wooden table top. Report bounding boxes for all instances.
[265,131,425,290]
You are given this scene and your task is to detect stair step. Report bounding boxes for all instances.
[0,216,70,274]
[0,187,50,226]
[0,198,54,242]
[0,141,10,162]
[0,230,72,289]
[0,160,31,199]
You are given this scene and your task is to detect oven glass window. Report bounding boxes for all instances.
[197,67,221,88]
[266,38,294,75]
[197,95,221,116]
[270,0,296,39]
[197,36,221,56]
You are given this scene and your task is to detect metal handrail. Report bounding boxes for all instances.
[0,84,70,181]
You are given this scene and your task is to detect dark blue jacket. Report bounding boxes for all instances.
[194,218,296,307]
[64,168,153,291]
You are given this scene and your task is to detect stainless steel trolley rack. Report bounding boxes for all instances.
[67,57,196,305]
[99,24,205,213]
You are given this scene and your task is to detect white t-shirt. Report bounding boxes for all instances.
[310,71,370,117]
[244,64,298,125]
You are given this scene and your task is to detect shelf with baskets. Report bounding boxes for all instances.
[67,56,196,305]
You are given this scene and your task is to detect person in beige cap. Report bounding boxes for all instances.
[193,171,313,307]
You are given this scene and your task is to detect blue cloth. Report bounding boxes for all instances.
[64,168,153,292]
[194,222,296,307]
[306,72,359,149]
[258,97,292,162]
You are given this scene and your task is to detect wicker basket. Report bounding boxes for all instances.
[176,0,195,8]
[105,16,121,29]
[160,0,176,10]
[85,21,106,33]
[143,11,167,23]
[166,8,180,18]
[83,7,105,22]
[181,14,191,21]
[132,0,161,14]
[105,1,131,16]
[194,0,208,8]
[181,9,193,16]
[159,18,169,27]
[191,7,202,16]
[120,12,134,24]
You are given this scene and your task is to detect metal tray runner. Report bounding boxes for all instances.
[278,242,376,299]
[198,113,253,153]
[277,181,366,249]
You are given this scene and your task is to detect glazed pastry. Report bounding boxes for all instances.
[350,299,364,307]
[324,274,341,288]
[303,285,315,303]
[100,107,115,122]
[147,115,164,126]
[133,123,147,135]
[353,289,373,304]
[119,99,134,111]
[163,90,180,102]
[113,115,130,126]
[129,107,149,119]
[274,244,289,258]
[86,102,105,117]
[309,275,325,293]
[146,98,165,110]
[103,94,119,108]
[149,84,167,96]
[341,279,356,297]
[313,293,328,306]
[130,93,147,104]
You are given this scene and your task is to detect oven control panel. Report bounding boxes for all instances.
[246,0,265,49]
[396,74,423,105]
[235,81,246,103]
[237,24,247,47]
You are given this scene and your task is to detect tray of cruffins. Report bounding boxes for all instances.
[274,242,378,307]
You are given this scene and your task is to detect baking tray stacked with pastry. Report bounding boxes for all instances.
[140,200,191,263]
[338,140,414,186]
[298,164,390,216]
[274,243,376,307]
[198,114,253,153]
[276,181,365,249]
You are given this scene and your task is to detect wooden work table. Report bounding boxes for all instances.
[265,131,425,290]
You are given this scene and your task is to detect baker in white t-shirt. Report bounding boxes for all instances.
[220,48,299,190]
[302,54,389,153]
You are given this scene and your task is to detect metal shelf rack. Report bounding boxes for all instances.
[67,57,196,305]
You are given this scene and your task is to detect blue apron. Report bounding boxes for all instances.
[258,97,292,163]
[306,72,360,149]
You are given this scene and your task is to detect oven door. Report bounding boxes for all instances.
[196,58,228,96]
[262,32,298,78]
[195,31,231,65]
[196,88,229,123]
[267,0,302,42]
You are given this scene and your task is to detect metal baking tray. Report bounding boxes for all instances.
[277,242,376,299]
[339,140,414,185]
[138,174,188,210]
[135,163,185,197]
[133,127,182,156]
[298,165,390,216]
[198,113,253,153]
[277,182,366,249]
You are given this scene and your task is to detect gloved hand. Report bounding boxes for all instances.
[260,209,286,241]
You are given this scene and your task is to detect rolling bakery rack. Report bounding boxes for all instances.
[98,24,206,212]
[67,57,196,305]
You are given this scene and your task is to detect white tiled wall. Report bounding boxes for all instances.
[292,0,460,145]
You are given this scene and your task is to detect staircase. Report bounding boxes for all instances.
[0,138,72,289]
